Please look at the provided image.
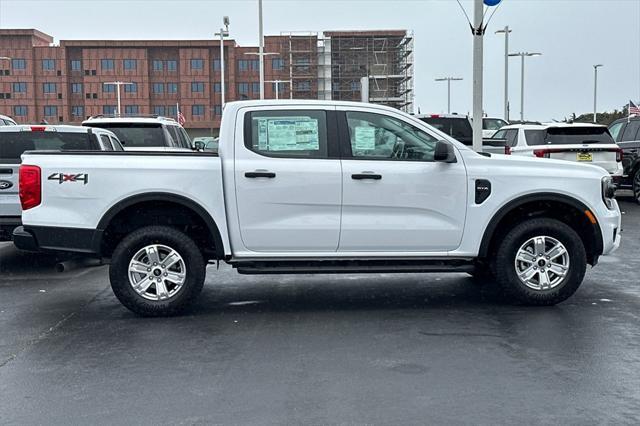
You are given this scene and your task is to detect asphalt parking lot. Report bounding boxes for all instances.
[0,198,639,425]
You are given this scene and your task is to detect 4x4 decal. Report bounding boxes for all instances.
[48,173,89,185]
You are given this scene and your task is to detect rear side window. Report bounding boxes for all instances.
[86,123,165,147]
[0,131,96,163]
[620,121,640,142]
[524,127,614,146]
[245,110,328,158]
[99,134,113,151]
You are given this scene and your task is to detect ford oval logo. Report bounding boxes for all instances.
[0,180,13,190]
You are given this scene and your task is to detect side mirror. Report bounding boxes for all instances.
[193,141,205,151]
[434,141,456,163]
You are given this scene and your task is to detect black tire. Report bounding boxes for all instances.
[109,225,206,317]
[494,218,587,306]
[633,169,640,205]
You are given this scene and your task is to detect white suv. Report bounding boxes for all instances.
[82,116,193,151]
[0,114,17,126]
[494,123,623,177]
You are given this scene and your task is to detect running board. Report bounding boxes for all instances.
[232,258,475,275]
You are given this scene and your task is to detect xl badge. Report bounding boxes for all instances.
[47,173,89,185]
[0,180,12,190]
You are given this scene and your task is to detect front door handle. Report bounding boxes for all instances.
[245,171,276,179]
[351,173,382,180]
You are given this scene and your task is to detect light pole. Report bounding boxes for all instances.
[593,64,603,123]
[471,0,484,152]
[495,26,511,121]
[265,80,289,99]
[245,51,279,98]
[103,81,134,116]
[258,0,264,99]
[435,77,463,114]
[508,52,541,122]
[214,16,230,109]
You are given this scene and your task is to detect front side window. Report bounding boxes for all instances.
[246,110,328,158]
[101,59,115,70]
[42,59,55,70]
[608,122,625,142]
[621,121,640,142]
[191,59,204,70]
[346,111,439,161]
[123,59,137,70]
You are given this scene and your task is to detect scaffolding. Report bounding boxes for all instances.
[275,32,320,100]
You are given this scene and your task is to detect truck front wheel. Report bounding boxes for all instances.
[494,218,587,305]
[109,226,206,316]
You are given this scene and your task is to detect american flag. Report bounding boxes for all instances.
[630,100,640,117]
[177,107,186,126]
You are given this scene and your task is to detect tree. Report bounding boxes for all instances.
[568,104,630,126]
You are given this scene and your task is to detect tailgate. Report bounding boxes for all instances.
[0,163,20,217]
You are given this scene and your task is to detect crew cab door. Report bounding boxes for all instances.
[234,107,342,252]
[337,107,467,252]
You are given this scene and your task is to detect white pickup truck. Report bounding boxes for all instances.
[13,100,621,316]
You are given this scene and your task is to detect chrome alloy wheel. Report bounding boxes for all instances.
[514,236,570,291]
[128,244,186,301]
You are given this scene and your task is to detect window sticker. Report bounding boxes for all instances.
[256,117,319,151]
[354,126,376,150]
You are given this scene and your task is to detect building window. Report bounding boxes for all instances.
[101,59,115,70]
[251,82,260,94]
[103,105,117,115]
[152,83,164,94]
[124,105,139,115]
[213,82,221,93]
[71,105,84,117]
[250,59,259,71]
[238,82,249,95]
[167,60,177,71]
[167,105,177,116]
[13,105,27,116]
[191,82,205,93]
[272,82,286,93]
[152,60,163,71]
[71,83,83,94]
[213,59,221,71]
[214,105,222,116]
[238,60,249,72]
[350,80,360,91]
[70,60,81,71]
[103,84,115,93]
[192,104,205,116]
[124,82,137,93]
[167,83,178,94]
[43,105,58,117]
[123,59,137,70]
[42,59,55,70]
[153,105,166,115]
[272,58,285,71]
[12,58,26,69]
[190,59,204,70]
[293,57,311,72]
[43,82,57,93]
[12,82,27,93]
[294,80,311,91]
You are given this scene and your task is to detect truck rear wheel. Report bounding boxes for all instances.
[633,169,640,204]
[494,218,587,305]
[109,225,206,316]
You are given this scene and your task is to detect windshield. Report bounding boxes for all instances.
[0,131,95,163]
[417,117,472,143]
[86,123,166,147]
[525,127,614,146]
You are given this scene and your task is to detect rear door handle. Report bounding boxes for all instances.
[351,173,382,180]
[245,171,276,178]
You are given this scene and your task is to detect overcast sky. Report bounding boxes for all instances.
[1,0,639,120]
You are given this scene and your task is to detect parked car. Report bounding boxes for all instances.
[14,100,620,316]
[482,117,509,138]
[492,123,623,177]
[0,114,17,126]
[82,115,193,151]
[415,114,509,154]
[608,116,640,202]
[193,136,219,153]
[0,124,123,241]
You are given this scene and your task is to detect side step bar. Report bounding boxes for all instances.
[232,258,475,275]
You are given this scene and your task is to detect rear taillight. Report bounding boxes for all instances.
[533,149,550,158]
[19,165,41,210]
[615,148,623,162]
[504,146,511,155]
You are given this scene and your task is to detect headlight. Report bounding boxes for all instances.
[601,176,616,210]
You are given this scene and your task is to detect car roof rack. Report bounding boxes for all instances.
[86,114,178,122]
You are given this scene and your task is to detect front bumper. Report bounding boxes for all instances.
[0,216,22,242]
[599,199,622,256]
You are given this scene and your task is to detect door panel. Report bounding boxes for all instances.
[234,108,342,252]
[337,108,467,252]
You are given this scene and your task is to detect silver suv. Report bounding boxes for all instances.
[82,115,193,151]
[0,125,122,241]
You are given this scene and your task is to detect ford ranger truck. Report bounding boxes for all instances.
[13,100,622,316]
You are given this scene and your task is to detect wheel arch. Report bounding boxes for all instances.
[479,193,603,265]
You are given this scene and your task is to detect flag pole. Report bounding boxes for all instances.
[176,102,180,121]
[629,100,632,123]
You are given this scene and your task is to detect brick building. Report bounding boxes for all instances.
[0,29,413,137]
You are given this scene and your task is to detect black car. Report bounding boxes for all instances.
[608,116,640,202]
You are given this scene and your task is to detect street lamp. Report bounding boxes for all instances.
[103,81,134,117]
[508,52,542,122]
[434,77,463,114]
[495,26,512,121]
[593,64,604,123]
[214,16,230,109]
[244,50,279,99]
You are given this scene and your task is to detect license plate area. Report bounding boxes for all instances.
[577,152,593,162]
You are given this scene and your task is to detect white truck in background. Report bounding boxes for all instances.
[14,100,621,316]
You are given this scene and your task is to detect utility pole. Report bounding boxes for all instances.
[508,52,541,122]
[214,16,230,108]
[593,64,603,123]
[435,77,463,114]
[265,80,289,99]
[495,26,511,121]
[258,0,264,99]
[103,81,133,116]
